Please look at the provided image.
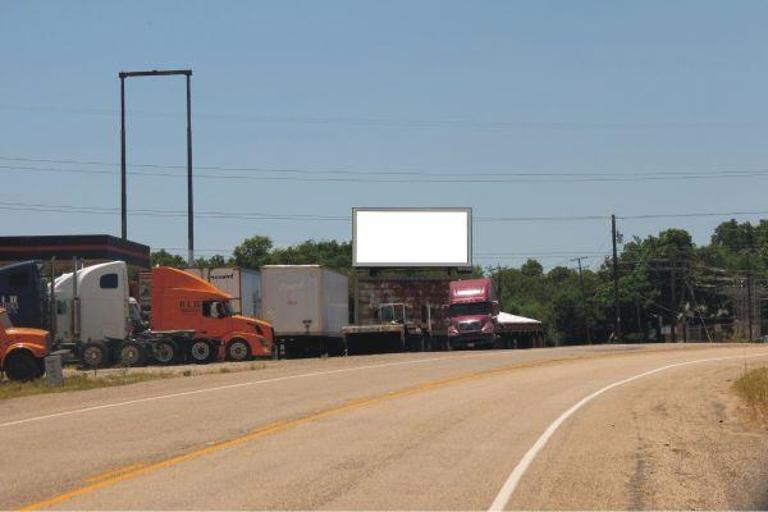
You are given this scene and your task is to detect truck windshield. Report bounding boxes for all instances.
[448,301,492,317]
[380,304,406,323]
[204,300,233,319]
[0,310,12,329]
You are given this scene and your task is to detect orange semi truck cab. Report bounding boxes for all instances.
[150,267,273,360]
[0,307,49,381]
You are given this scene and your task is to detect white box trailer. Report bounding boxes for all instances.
[186,267,261,317]
[261,265,348,356]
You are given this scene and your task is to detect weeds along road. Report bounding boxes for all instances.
[3,344,768,510]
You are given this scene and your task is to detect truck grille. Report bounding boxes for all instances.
[458,320,482,332]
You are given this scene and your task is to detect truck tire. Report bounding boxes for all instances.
[226,339,251,362]
[3,350,44,381]
[118,342,146,367]
[189,339,215,364]
[153,340,177,365]
[81,341,109,369]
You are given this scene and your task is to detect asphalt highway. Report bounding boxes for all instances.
[2,343,768,510]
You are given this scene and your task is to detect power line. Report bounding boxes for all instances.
[5,198,768,226]
[4,157,768,183]
[3,104,763,131]
[621,210,768,220]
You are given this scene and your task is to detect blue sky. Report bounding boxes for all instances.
[1,0,767,269]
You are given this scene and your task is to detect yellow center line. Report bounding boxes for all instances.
[84,463,147,484]
[18,345,747,511]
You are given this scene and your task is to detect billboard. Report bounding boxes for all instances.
[353,208,472,268]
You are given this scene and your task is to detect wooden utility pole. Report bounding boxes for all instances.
[571,256,592,344]
[611,215,621,342]
[747,261,754,341]
[670,267,677,342]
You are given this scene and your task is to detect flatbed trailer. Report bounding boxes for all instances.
[341,301,435,354]
[341,323,408,354]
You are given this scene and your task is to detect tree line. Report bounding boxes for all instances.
[152,219,767,344]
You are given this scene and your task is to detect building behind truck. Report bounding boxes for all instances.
[447,278,500,349]
[261,265,348,357]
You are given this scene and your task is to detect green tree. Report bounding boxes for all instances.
[150,249,187,268]
[231,236,273,270]
[194,254,227,268]
[270,239,353,272]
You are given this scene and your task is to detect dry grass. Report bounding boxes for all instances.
[733,366,768,421]
[0,371,173,401]
[0,362,268,401]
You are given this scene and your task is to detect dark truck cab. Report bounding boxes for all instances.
[447,278,499,349]
[0,261,48,330]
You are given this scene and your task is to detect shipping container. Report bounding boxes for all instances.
[185,267,261,317]
[261,265,348,356]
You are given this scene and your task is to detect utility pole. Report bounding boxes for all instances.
[611,214,621,342]
[571,256,592,344]
[670,267,677,342]
[747,260,754,341]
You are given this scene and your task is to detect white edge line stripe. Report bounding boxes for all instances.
[0,350,516,429]
[487,351,768,511]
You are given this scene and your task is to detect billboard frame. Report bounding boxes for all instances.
[352,207,473,268]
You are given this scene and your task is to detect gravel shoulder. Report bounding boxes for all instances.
[511,360,768,510]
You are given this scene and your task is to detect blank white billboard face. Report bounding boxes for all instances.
[353,209,471,267]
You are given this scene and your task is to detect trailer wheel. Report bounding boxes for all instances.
[226,339,251,362]
[118,342,146,367]
[189,339,214,364]
[81,341,109,368]
[3,350,44,381]
[153,341,177,365]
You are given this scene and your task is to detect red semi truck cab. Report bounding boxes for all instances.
[151,267,274,360]
[447,278,500,349]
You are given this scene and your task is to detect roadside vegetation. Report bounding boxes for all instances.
[733,366,768,421]
[0,371,173,401]
[0,362,268,401]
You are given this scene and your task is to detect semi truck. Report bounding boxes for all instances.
[447,278,500,349]
[0,307,49,381]
[149,266,273,361]
[0,261,274,367]
[53,261,206,367]
[261,265,348,357]
[0,260,49,330]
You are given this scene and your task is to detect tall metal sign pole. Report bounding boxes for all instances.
[119,69,194,265]
[120,75,127,240]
